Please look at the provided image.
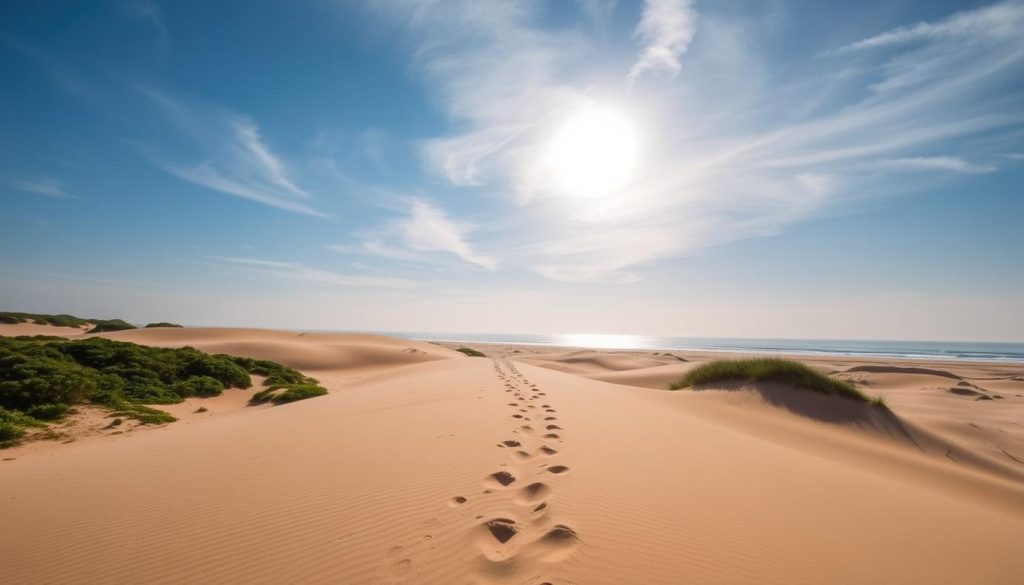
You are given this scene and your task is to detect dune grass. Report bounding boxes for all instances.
[0,311,137,333]
[0,335,329,446]
[669,358,879,405]
[456,347,486,357]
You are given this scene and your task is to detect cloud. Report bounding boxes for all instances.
[838,1,1024,52]
[400,199,497,269]
[367,1,1021,283]
[628,0,698,82]
[331,198,497,270]
[868,156,997,174]
[211,257,414,289]
[9,177,75,198]
[137,88,327,218]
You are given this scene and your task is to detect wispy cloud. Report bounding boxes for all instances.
[373,1,1022,283]
[8,177,75,198]
[628,0,698,82]
[400,199,497,269]
[867,156,997,174]
[137,87,327,218]
[331,198,497,270]
[838,1,1024,52]
[211,257,414,289]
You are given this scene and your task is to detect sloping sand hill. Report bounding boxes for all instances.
[1,329,1023,584]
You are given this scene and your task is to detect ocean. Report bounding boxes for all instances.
[377,332,1024,363]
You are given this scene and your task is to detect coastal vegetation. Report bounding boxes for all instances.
[456,347,486,357]
[0,311,137,333]
[144,322,183,328]
[0,336,327,446]
[669,358,880,405]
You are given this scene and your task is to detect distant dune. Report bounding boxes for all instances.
[2,326,1023,584]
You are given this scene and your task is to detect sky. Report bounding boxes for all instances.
[1,0,1023,341]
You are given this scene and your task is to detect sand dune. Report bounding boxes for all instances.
[97,327,462,372]
[0,322,89,337]
[2,329,1023,584]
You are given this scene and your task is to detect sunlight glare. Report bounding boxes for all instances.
[546,106,639,197]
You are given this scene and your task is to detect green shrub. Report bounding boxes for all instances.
[183,354,251,388]
[0,334,328,445]
[0,421,24,443]
[174,376,224,398]
[0,406,44,428]
[456,347,486,357]
[0,312,90,327]
[251,383,328,405]
[144,322,183,328]
[25,403,70,420]
[669,358,874,404]
[86,319,136,333]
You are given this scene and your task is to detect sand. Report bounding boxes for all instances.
[1,326,1023,584]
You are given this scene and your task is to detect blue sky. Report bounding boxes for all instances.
[2,0,1022,340]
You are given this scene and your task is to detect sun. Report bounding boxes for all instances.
[546,106,639,197]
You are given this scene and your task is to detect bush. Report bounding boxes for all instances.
[669,358,874,404]
[183,354,251,389]
[0,335,329,445]
[144,322,183,328]
[174,376,224,398]
[0,421,24,443]
[251,383,328,405]
[456,347,486,357]
[0,312,90,327]
[0,312,140,333]
[25,403,70,420]
[86,319,136,333]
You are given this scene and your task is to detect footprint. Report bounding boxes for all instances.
[543,416,557,421]
[539,446,558,456]
[485,518,518,544]
[542,524,579,543]
[450,496,468,507]
[512,414,524,419]
[500,440,521,448]
[543,433,560,440]
[516,482,550,504]
[488,470,517,486]
[546,424,563,430]
[547,465,570,474]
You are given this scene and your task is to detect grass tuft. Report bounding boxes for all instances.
[456,347,486,357]
[669,358,879,405]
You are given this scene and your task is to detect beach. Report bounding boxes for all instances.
[1,324,1023,584]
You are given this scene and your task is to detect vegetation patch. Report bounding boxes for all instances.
[0,311,137,333]
[0,336,328,447]
[669,358,880,405]
[144,322,183,328]
[456,347,486,357]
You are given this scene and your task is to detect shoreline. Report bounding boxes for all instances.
[427,338,1024,367]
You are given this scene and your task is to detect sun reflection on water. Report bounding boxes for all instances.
[554,333,651,349]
